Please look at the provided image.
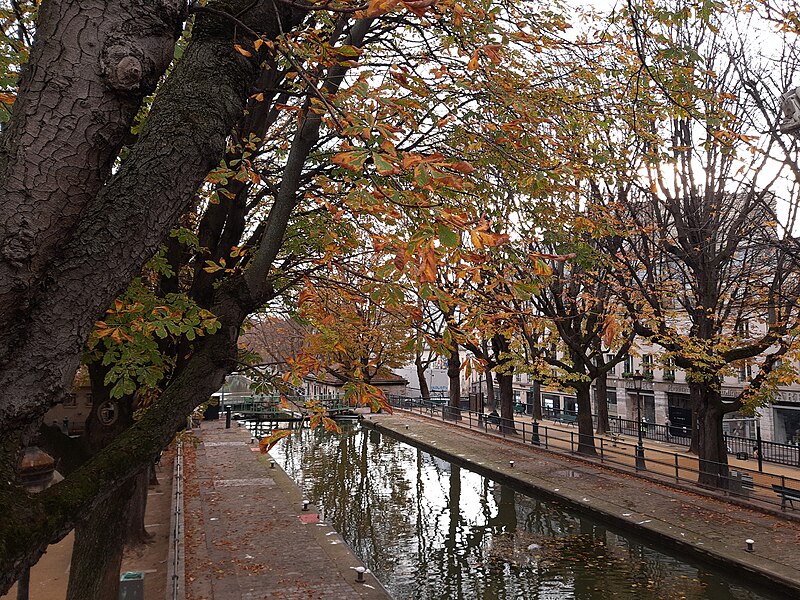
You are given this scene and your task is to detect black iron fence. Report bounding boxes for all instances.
[507,405,800,468]
[386,395,800,514]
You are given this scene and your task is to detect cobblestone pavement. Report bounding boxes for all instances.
[366,412,800,596]
[184,419,390,600]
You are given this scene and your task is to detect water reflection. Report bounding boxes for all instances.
[265,423,776,600]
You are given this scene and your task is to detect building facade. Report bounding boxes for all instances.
[462,354,798,444]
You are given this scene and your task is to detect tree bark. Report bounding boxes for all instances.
[485,370,496,411]
[496,373,515,433]
[490,334,515,432]
[63,363,140,594]
[125,467,151,547]
[594,374,609,435]
[0,281,247,592]
[531,380,542,421]
[575,382,596,456]
[692,384,729,488]
[0,0,184,332]
[446,344,461,420]
[0,0,308,441]
[65,477,136,600]
[415,353,430,401]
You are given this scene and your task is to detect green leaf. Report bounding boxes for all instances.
[437,224,459,248]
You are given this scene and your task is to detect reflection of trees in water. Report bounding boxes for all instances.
[303,427,417,573]
[271,426,770,600]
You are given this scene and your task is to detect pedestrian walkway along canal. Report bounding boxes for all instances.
[265,420,782,600]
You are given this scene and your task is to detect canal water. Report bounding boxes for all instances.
[263,422,779,600]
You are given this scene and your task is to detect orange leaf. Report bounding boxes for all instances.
[234,44,252,57]
[419,243,438,282]
[401,0,438,17]
[467,49,480,71]
[361,0,400,17]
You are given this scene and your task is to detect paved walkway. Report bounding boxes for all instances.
[367,412,800,596]
[184,419,389,600]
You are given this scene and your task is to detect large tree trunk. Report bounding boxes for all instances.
[65,364,139,593]
[485,370,496,411]
[66,476,136,600]
[491,334,516,433]
[575,382,596,456]
[594,374,609,434]
[0,0,184,332]
[446,344,461,420]
[0,6,374,591]
[693,384,728,488]
[125,467,152,547]
[531,380,542,421]
[0,0,308,442]
[496,372,515,434]
[0,284,248,592]
[415,353,430,401]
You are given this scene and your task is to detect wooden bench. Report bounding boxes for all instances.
[553,413,577,426]
[772,484,800,510]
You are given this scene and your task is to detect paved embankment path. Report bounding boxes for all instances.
[366,412,800,596]
[184,419,390,600]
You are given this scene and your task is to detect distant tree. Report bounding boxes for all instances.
[604,0,800,486]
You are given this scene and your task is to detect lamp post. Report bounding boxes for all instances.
[756,415,763,473]
[633,369,647,471]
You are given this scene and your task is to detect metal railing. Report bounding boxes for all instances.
[386,396,800,514]
[167,439,185,600]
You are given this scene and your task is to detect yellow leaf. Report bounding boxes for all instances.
[467,49,480,71]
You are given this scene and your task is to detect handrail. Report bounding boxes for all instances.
[166,439,185,600]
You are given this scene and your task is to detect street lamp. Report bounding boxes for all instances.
[633,369,647,471]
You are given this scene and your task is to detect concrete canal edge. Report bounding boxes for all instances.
[363,415,800,597]
[257,451,393,599]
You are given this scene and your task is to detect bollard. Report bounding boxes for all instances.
[225,406,232,429]
[531,421,540,446]
[302,499,310,511]
[355,566,366,583]
[745,539,754,552]
[509,460,514,468]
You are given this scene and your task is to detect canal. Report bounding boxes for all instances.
[263,422,780,600]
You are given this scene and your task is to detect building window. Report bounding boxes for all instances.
[607,390,617,415]
[663,358,675,381]
[736,319,750,337]
[542,393,560,414]
[623,355,633,376]
[738,365,752,382]
[642,354,653,377]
